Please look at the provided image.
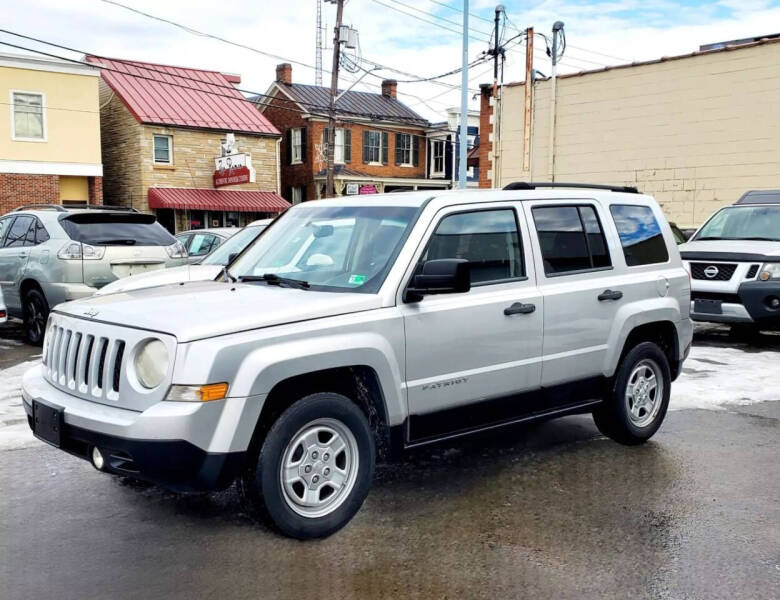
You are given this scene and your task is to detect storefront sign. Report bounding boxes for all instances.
[214,152,255,187]
[345,183,359,195]
[359,184,378,195]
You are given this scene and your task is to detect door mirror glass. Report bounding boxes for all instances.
[405,258,470,302]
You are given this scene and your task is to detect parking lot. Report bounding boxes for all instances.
[0,320,777,599]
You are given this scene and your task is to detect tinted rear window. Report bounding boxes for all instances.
[609,204,669,266]
[60,213,175,246]
[532,205,611,275]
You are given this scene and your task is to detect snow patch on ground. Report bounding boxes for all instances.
[0,358,40,450]
[670,345,780,411]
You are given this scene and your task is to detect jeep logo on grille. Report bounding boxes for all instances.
[703,265,719,278]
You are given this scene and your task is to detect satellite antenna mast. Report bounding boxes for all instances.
[315,0,323,86]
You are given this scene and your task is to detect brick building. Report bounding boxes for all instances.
[0,53,103,214]
[255,63,451,201]
[87,56,288,232]
[480,35,780,227]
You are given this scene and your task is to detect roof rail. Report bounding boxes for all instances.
[13,204,68,212]
[62,203,139,212]
[502,182,639,194]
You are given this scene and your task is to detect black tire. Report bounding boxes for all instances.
[239,393,375,539]
[593,342,671,445]
[23,288,49,346]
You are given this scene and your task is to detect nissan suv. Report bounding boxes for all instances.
[679,192,780,331]
[21,185,692,539]
[0,205,188,344]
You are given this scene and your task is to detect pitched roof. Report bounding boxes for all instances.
[86,56,279,136]
[148,187,289,213]
[257,82,428,126]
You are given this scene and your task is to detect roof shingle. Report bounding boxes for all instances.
[257,83,429,126]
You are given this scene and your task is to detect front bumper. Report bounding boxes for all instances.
[21,365,250,492]
[690,280,780,328]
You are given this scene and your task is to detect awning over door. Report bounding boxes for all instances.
[148,187,290,213]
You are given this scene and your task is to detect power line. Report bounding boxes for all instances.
[383,0,494,40]
[368,0,490,45]
[0,36,449,138]
[0,36,424,126]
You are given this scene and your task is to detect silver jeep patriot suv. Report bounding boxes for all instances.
[22,184,692,539]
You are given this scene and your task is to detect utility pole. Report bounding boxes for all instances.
[522,27,534,172]
[457,0,469,189]
[491,5,504,187]
[325,0,344,198]
[548,21,563,181]
[315,0,323,87]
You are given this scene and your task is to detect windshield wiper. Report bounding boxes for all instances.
[737,236,779,241]
[238,273,310,289]
[695,236,724,241]
[220,266,237,283]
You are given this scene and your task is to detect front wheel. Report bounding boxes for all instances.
[593,342,671,445]
[24,288,49,346]
[239,393,375,539]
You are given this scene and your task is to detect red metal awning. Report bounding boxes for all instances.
[148,188,290,213]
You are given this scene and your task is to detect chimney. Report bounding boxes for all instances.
[381,79,397,99]
[276,63,292,85]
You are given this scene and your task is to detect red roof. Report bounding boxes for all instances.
[148,188,290,213]
[86,56,279,136]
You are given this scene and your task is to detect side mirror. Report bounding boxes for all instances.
[404,259,470,302]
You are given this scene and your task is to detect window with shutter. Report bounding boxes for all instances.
[344,129,351,163]
[364,130,382,163]
[381,131,389,164]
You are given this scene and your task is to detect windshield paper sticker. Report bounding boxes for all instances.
[348,274,366,285]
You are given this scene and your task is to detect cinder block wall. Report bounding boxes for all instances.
[494,40,780,227]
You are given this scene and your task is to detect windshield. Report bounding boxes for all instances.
[230,204,419,293]
[202,224,265,266]
[694,205,780,242]
[60,213,175,246]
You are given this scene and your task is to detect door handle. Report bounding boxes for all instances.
[598,289,623,301]
[504,302,536,315]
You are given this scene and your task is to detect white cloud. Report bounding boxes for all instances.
[1,0,778,122]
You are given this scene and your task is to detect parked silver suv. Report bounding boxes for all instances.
[22,185,692,539]
[0,205,187,344]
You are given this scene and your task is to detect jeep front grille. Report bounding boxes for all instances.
[690,262,737,281]
[44,325,126,401]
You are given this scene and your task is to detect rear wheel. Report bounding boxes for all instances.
[23,288,49,346]
[593,342,671,445]
[239,392,375,539]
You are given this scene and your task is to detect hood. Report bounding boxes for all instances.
[679,239,780,260]
[94,264,223,295]
[56,280,382,342]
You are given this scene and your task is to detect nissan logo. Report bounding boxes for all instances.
[703,265,719,279]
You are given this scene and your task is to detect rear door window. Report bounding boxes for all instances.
[609,204,669,266]
[3,216,34,248]
[60,213,176,246]
[532,205,612,275]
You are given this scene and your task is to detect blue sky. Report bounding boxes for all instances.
[2,0,779,121]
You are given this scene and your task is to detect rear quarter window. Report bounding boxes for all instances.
[60,213,175,246]
[609,204,669,266]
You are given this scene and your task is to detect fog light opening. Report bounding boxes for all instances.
[91,446,105,471]
[766,296,780,310]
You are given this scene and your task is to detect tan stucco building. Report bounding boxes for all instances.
[480,37,780,227]
[0,53,103,214]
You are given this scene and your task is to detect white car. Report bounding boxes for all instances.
[96,219,272,295]
[24,185,691,539]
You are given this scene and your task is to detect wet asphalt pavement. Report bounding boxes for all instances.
[1,322,778,600]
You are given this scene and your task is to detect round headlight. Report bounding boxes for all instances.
[134,339,169,389]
